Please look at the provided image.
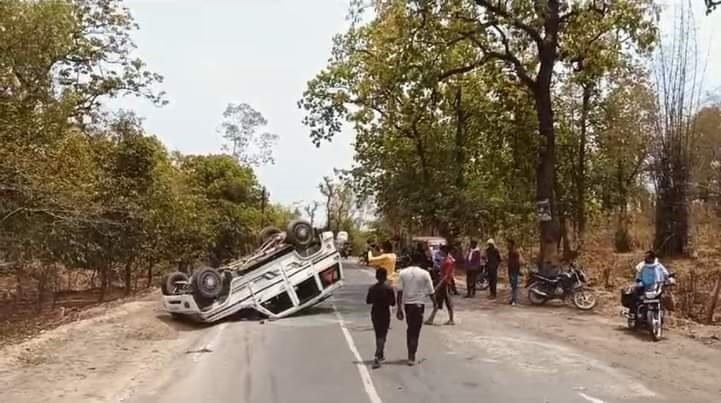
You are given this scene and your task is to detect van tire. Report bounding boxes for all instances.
[161,272,188,295]
[286,220,314,249]
[192,267,223,300]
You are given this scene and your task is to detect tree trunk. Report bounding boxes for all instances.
[99,267,107,302]
[14,264,24,305]
[408,126,432,186]
[146,260,155,288]
[705,271,721,324]
[534,84,561,268]
[454,86,466,188]
[654,157,689,256]
[37,270,45,313]
[614,164,633,252]
[531,0,561,269]
[124,258,134,296]
[575,83,592,249]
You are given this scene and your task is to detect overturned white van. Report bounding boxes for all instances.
[160,220,343,323]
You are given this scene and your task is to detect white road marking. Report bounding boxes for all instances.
[578,392,606,403]
[332,303,383,403]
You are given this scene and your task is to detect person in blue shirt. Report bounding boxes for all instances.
[630,251,672,312]
[635,250,670,289]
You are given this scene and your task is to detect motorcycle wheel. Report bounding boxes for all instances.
[649,310,663,342]
[572,288,598,311]
[527,283,548,305]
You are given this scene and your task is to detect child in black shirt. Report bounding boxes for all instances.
[366,268,395,369]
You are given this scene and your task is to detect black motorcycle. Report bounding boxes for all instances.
[621,273,676,342]
[475,266,490,291]
[527,263,597,310]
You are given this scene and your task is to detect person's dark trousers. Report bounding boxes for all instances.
[450,277,459,295]
[404,304,425,361]
[488,268,498,297]
[466,269,478,297]
[371,311,390,360]
[509,271,519,304]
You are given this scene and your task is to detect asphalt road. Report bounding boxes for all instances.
[128,263,665,403]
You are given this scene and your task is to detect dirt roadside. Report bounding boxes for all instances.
[449,283,721,402]
[0,291,210,403]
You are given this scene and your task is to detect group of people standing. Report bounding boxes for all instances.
[462,239,523,305]
[365,237,524,369]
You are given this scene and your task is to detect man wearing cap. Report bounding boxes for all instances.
[485,239,501,299]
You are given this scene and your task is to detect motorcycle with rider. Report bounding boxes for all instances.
[621,250,676,341]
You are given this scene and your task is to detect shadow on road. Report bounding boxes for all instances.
[353,359,424,366]
[290,305,335,317]
[155,313,215,331]
[613,324,656,342]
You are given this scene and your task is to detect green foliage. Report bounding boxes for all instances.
[692,105,721,201]
[219,103,279,167]
[0,1,285,299]
[300,0,659,254]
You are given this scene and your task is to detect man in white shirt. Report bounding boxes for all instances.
[396,254,435,366]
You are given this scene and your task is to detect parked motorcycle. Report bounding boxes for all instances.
[621,273,676,341]
[475,266,490,291]
[527,263,597,310]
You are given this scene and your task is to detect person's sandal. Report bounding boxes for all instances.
[444,320,455,326]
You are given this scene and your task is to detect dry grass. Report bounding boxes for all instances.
[579,206,721,324]
[0,252,174,347]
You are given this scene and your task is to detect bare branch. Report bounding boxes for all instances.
[438,57,489,81]
[474,0,543,46]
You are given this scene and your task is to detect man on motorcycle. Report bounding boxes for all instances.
[631,251,671,309]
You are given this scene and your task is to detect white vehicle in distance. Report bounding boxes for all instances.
[160,220,343,323]
[336,231,349,257]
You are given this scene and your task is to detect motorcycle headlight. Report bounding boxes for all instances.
[645,291,659,299]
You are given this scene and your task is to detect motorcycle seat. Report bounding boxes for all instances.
[532,273,559,283]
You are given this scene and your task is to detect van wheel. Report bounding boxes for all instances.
[286,220,314,249]
[192,267,223,300]
[161,272,188,295]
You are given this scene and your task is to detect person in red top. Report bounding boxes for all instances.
[425,244,456,326]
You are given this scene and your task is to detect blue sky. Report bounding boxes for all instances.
[119,0,721,208]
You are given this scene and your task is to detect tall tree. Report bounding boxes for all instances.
[596,76,656,252]
[301,1,656,260]
[304,201,321,228]
[651,4,702,256]
[219,103,279,167]
[691,105,721,202]
[439,0,656,263]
